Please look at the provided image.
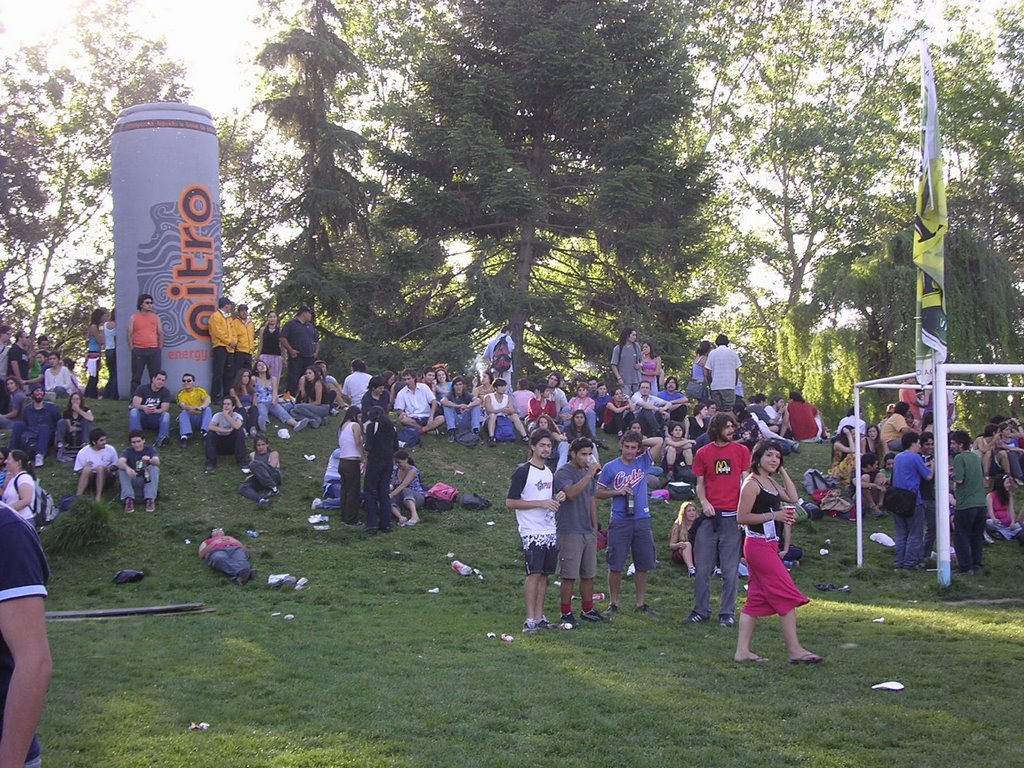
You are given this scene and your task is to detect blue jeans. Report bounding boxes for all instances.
[10,423,55,458]
[258,401,294,428]
[894,504,925,568]
[319,480,342,510]
[118,466,160,501]
[129,409,170,443]
[205,546,251,580]
[443,405,482,431]
[178,408,212,438]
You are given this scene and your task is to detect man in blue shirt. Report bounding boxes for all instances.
[891,431,933,569]
[596,432,664,615]
[10,385,60,468]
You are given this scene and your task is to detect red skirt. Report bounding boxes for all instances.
[742,536,809,617]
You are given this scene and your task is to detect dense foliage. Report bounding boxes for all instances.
[1,0,1022,428]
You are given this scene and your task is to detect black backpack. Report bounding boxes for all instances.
[461,493,492,510]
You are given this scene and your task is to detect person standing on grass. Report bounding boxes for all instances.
[506,429,565,633]
[595,431,665,616]
[552,437,605,629]
[951,430,986,575]
[734,441,821,664]
[892,431,933,570]
[0,504,53,768]
[688,412,750,627]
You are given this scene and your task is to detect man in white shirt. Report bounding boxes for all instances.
[395,368,445,434]
[341,359,373,407]
[73,427,118,500]
[705,334,741,415]
[505,429,566,633]
[629,381,672,437]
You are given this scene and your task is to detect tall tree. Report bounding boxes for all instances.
[256,0,367,317]
[379,0,712,374]
[0,0,189,346]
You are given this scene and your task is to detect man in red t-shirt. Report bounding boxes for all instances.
[786,390,824,442]
[687,413,750,627]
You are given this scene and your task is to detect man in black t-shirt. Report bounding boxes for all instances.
[117,429,161,513]
[128,371,172,447]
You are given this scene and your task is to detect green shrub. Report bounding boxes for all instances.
[43,497,117,556]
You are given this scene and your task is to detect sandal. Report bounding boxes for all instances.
[789,653,824,665]
[734,655,769,663]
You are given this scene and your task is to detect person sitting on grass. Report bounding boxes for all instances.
[484,378,529,445]
[73,427,118,501]
[204,397,248,473]
[291,366,332,429]
[117,429,160,513]
[42,351,81,400]
[527,382,559,431]
[128,370,172,448]
[198,528,256,585]
[439,376,482,442]
[176,372,212,448]
[239,435,282,505]
[986,474,1021,541]
[664,421,695,480]
[390,449,425,527]
[669,501,700,576]
[395,368,445,437]
[10,384,61,468]
[55,392,94,463]
[601,387,631,437]
[854,452,888,518]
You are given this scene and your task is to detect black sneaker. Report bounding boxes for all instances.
[204,463,215,473]
[180,436,188,449]
[448,430,456,443]
[635,604,659,617]
[606,603,619,615]
[719,615,735,628]
[560,612,577,629]
[687,566,697,577]
[536,616,559,630]
[488,438,497,447]
[685,611,708,624]
[579,608,606,622]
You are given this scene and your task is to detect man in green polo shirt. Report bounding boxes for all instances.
[951,430,986,575]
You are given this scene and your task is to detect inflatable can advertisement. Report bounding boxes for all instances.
[111,102,221,396]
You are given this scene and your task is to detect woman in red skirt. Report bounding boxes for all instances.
[734,441,822,664]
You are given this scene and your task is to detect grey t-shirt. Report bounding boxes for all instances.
[611,343,641,387]
[552,464,596,535]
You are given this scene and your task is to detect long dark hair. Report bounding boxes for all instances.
[992,474,1013,506]
[617,327,636,348]
[365,406,395,441]
[63,392,90,420]
[300,366,321,402]
[566,409,594,440]
[89,307,107,327]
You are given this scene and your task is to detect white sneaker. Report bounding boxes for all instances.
[311,498,323,510]
[34,455,44,468]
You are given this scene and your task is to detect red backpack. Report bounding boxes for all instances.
[491,336,512,373]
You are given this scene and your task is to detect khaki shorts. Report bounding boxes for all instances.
[558,531,597,580]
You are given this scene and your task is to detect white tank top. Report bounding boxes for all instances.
[104,322,117,350]
[337,421,361,460]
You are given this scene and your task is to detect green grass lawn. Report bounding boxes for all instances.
[26,401,1024,767]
